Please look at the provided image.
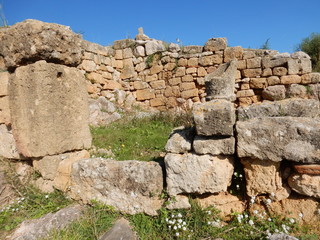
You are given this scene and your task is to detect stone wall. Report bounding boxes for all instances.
[78,30,320,110]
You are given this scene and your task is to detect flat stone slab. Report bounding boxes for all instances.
[165,153,234,196]
[236,117,320,163]
[9,61,92,157]
[193,135,235,155]
[69,158,164,216]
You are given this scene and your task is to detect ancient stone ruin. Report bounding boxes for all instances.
[0,19,319,224]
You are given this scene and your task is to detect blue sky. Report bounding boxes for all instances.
[1,0,319,53]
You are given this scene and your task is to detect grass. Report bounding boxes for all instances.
[90,112,193,161]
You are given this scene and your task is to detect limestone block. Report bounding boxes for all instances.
[115,50,123,60]
[168,77,181,86]
[180,82,196,91]
[288,173,320,198]
[178,58,187,66]
[134,46,145,57]
[199,55,223,66]
[0,124,21,159]
[204,38,227,52]
[237,99,320,120]
[280,75,301,84]
[175,67,186,77]
[145,74,158,82]
[181,89,198,99]
[182,75,193,82]
[243,51,256,59]
[197,67,207,77]
[236,89,255,98]
[150,97,165,107]
[262,85,286,100]
[237,60,247,70]
[166,195,191,210]
[273,67,288,76]
[224,46,244,62]
[301,72,320,84]
[193,135,235,155]
[249,78,267,89]
[168,43,180,52]
[267,76,280,86]
[241,158,288,199]
[149,80,165,89]
[123,48,133,59]
[182,45,203,54]
[0,19,83,68]
[246,57,261,69]
[164,62,176,71]
[205,60,237,101]
[136,89,155,100]
[145,40,166,55]
[262,68,272,77]
[241,68,262,78]
[9,61,92,158]
[262,57,289,68]
[99,218,138,240]
[165,153,234,196]
[236,117,320,163]
[193,100,235,136]
[121,59,136,79]
[69,158,164,215]
[103,80,122,90]
[196,192,245,220]
[0,72,9,96]
[113,39,135,50]
[287,84,307,98]
[150,64,163,74]
[188,58,199,67]
[288,59,300,75]
[0,96,10,125]
[186,67,197,74]
[165,126,194,154]
[133,81,149,90]
[301,59,312,74]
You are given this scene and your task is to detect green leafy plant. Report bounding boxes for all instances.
[297,33,320,72]
[146,52,162,68]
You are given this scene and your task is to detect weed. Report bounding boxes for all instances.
[305,85,314,95]
[146,52,162,68]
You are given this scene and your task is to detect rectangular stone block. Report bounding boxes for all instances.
[0,124,21,159]
[0,96,10,125]
[0,72,9,96]
[149,80,165,89]
[181,88,198,99]
[193,100,235,136]
[249,78,267,89]
[136,89,155,100]
[280,75,301,84]
[9,61,92,158]
[193,135,235,155]
[241,68,262,78]
[180,82,196,91]
[246,57,261,69]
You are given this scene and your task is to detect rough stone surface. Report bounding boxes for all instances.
[204,38,227,52]
[237,98,320,120]
[269,233,299,240]
[99,218,138,240]
[293,164,320,175]
[9,61,92,157]
[166,195,191,210]
[165,153,234,196]
[262,85,286,101]
[165,126,194,154]
[0,124,21,159]
[145,40,166,55]
[0,19,83,69]
[0,71,9,96]
[287,84,307,98]
[241,158,289,200]
[0,96,11,125]
[205,60,237,101]
[193,100,236,136]
[69,158,164,215]
[88,98,121,126]
[8,205,84,240]
[196,192,246,220]
[236,117,320,163]
[288,173,320,198]
[193,136,235,155]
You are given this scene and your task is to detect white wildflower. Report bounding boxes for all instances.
[266,198,272,204]
[176,232,179,237]
[298,213,303,218]
[248,220,254,226]
[183,226,187,231]
[173,226,177,230]
[177,213,182,218]
[289,218,295,224]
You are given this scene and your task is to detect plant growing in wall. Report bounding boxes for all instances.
[146,52,162,68]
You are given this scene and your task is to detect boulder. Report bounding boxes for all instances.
[241,158,289,199]
[165,153,234,196]
[205,60,237,101]
[9,61,92,158]
[237,98,320,120]
[0,19,83,69]
[99,218,138,240]
[69,158,164,216]
[193,136,235,155]
[288,173,320,198]
[8,205,84,240]
[236,117,320,163]
[193,100,236,136]
[165,126,194,154]
[0,124,21,159]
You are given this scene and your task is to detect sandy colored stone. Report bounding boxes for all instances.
[249,78,267,89]
[273,67,288,76]
[9,61,91,158]
[224,46,244,62]
[113,39,135,50]
[145,74,158,82]
[241,158,288,199]
[287,84,307,98]
[180,82,196,91]
[0,71,9,96]
[149,80,165,89]
[246,57,261,68]
[150,97,165,107]
[262,85,286,100]
[103,80,122,90]
[182,75,193,82]
[288,173,320,198]
[123,48,133,59]
[236,89,255,98]
[267,76,281,86]
[69,158,164,215]
[280,75,301,84]
[0,124,21,159]
[99,218,138,240]
[181,88,198,99]
[175,67,186,77]
[293,164,320,175]
[301,72,320,84]
[193,135,235,155]
[136,89,155,100]
[237,60,247,70]
[81,60,97,72]
[168,77,181,86]
[0,19,83,68]
[165,126,194,154]
[182,45,203,54]
[204,38,227,52]
[197,67,207,77]
[121,59,136,79]
[241,68,262,78]
[193,100,235,136]
[166,195,191,210]
[0,96,10,125]
[262,68,272,77]
[150,64,163,74]
[196,192,246,220]
[165,153,234,196]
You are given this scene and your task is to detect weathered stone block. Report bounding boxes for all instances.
[236,117,320,163]
[145,40,166,55]
[280,75,301,84]
[193,100,235,136]
[267,76,280,86]
[204,38,227,52]
[9,61,92,158]
[182,45,203,54]
[288,59,300,75]
[273,67,288,76]
[193,135,235,155]
[0,96,10,125]
[165,126,194,153]
[181,88,198,99]
[287,84,307,98]
[301,72,320,84]
[246,57,261,69]
[113,39,135,50]
[180,82,196,91]
[149,80,165,89]
[241,68,262,78]
[224,46,244,62]
[69,158,164,215]
[0,19,83,68]
[236,89,255,98]
[262,85,286,100]
[288,173,320,198]
[136,89,155,100]
[0,72,9,96]
[150,97,165,107]
[249,78,267,89]
[165,153,234,196]
[301,58,312,74]
[0,124,21,159]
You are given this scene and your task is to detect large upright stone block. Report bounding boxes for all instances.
[9,60,92,157]
[193,100,236,136]
[0,19,83,69]
[236,117,320,163]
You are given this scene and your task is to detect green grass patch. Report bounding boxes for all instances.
[91,112,193,161]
